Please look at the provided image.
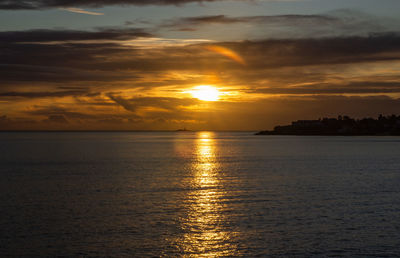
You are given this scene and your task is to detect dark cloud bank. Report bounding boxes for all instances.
[163,14,339,28]
[0,28,151,42]
[2,28,400,85]
[0,0,230,9]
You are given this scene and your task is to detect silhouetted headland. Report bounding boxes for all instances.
[256,115,400,136]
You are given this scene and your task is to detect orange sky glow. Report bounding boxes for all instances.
[2,1,400,130]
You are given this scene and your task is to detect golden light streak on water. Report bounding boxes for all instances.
[178,132,239,256]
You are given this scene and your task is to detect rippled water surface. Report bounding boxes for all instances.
[1,132,400,256]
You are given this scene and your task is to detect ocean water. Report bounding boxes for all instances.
[1,132,400,257]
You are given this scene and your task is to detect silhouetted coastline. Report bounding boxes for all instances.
[256,115,400,136]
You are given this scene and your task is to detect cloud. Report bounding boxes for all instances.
[0,28,152,43]
[43,114,69,124]
[107,94,199,113]
[26,106,100,119]
[2,26,400,130]
[59,7,104,15]
[250,81,400,95]
[2,28,400,88]
[164,14,338,27]
[0,115,10,123]
[125,19,152,26]
[4,28,400,69]
[0,0,237,9]
[161,10,393,39]
[204,45,246,65]
[171,15,248,25]
[226,33,400,68]
[0,64,140,84]
[0,90,89,98]
[107,94,138,112]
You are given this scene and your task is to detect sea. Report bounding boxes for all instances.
[1,132,400,257]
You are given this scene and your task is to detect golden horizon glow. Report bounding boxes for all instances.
[189,85,221,101]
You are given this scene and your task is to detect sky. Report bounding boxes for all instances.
[1,0,400,130]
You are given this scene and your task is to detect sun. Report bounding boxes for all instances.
[189,85,220,101]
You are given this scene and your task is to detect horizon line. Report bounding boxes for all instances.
[0,130,258,133]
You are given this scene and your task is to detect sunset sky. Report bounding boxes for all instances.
[1,0,400,130]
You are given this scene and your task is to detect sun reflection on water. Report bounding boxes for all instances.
[179,132,238,256]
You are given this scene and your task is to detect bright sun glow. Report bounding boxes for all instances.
[190,85,220,101]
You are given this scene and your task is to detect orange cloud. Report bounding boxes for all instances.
[204,45,246,65]
[60,7,104,15]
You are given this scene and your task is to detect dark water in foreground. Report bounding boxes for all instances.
[1,132,400,257]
